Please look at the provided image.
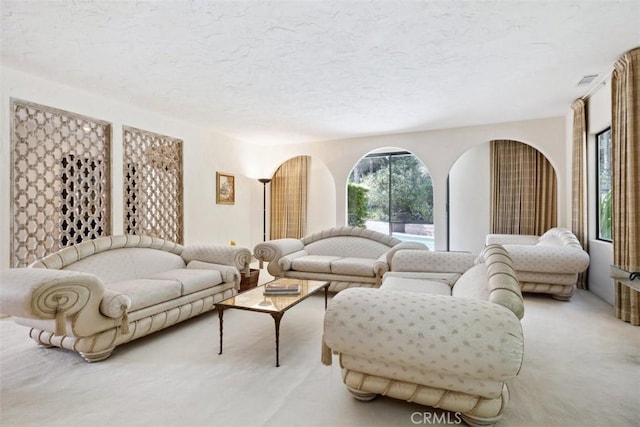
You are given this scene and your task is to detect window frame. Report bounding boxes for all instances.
[595,127,612,242]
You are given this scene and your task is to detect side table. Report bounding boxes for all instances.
[239,268,260,292]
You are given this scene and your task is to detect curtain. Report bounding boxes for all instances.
[571,99,589,289]
[611,47,640,326]
[270,156,309,239]
[490,140,557,235]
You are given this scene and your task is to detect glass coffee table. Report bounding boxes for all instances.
[214,278,330,367]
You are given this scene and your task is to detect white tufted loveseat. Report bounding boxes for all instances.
[322,245,524,427]
[485,227,590,300]
[253,226,426,292]
[0,235,251,362]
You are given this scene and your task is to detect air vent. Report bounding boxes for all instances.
[577,74,599,86]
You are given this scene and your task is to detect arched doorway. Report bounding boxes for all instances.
[347,148,434,249]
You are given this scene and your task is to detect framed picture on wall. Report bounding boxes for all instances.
[216,172,235,205]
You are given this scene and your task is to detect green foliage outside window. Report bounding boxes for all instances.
[599,190,612,241]
[597,128,612,242]
[359,155,433,224]
[347,183,368,227]
[348,152,433,229]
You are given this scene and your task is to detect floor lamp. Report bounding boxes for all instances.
[258,178,271,242]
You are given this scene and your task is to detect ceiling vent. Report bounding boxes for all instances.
[577,74,599,86]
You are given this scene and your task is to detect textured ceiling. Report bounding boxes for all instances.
[1,1,639,145]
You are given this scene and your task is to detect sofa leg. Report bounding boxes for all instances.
[551,294,572,301]
[80,348,114,363]
[460,413,502,427]
[346,386,377,401]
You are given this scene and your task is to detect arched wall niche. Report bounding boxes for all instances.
[262,155,335,242]
[448,139,559,254]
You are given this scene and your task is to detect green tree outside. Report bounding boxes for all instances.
[347,183,369,227]
[348,153,433,227]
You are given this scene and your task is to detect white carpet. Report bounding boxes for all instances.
[1,289,638,427]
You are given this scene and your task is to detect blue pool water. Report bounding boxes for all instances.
[393,233,435,250]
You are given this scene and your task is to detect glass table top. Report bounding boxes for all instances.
[215,278,329,313]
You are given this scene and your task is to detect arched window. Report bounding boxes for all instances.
[347,150,434,249]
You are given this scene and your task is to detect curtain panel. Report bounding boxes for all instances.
[490,140,557,235]
[270,156,310,239]
[612,47,640,326]
[571,99,589,289]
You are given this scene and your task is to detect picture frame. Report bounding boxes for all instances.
[216,172,235,205]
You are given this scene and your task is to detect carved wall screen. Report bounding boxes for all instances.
[10,99,111,267]
[123,126,183,243]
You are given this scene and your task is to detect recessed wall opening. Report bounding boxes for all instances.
[347,148,434,249]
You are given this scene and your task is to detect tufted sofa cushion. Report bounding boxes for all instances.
[149,269,223,295]
[305,236,394,259]
[292,255,340,273]
[390,249,476,273]
[105,279,183,312]
[330,257,378,277]
[61,248,187,284]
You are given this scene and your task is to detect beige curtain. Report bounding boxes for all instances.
[612,47,640,326]
[270,156,309,239]
[490,140,557,235]
[571,99,589,289]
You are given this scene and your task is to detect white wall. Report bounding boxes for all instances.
[0,66,255,269]
[250,117,568,251]
[1,65,571,269]
[585,80,615,305]
[449,143,490,254]
[306,157,336,233]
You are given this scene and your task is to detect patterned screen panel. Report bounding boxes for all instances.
[123,126,183,244]
[10,99,111,267]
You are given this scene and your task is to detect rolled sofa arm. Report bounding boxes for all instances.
[323,287,524,383]
[381,241,429,266]
[372,242,430,283]
[182,244,252,276]
[501,244,590,274]
[0,268,107,336]
[254,239,305,277]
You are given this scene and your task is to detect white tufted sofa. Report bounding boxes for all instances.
[322,245,524,427]
[253,226,426,292]
[485,227,589,300]
[0,235,251,362]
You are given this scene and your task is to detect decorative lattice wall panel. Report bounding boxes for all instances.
[123,126,183,244]
[10,99,111,267]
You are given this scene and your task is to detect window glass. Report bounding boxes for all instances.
[348,151,434,249]
[596,128,612,241]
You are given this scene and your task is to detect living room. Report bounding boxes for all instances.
[1,1,639,426]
